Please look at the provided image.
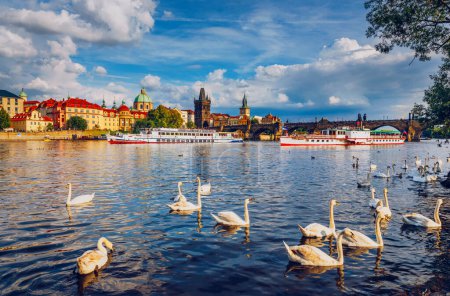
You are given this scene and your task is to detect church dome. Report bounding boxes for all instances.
[134,87,152,104]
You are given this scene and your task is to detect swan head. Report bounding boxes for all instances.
[383,188,388,194]
[66,183,71,188]
[437,198,443,206]
[100,237,114,251]
[178,181,183,187]
[196,176,201,182]
[371,187,376,193]
[341,228,354,238]
[330,199,339,206]
[376,200,383,207]
[245,198,254,204]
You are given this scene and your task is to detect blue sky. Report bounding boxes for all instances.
[0,0,440,121]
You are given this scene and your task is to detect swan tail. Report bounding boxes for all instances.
[283,241,294,257]
[210,213,221,223]
[92,192,95,199]
[297,224,308,236]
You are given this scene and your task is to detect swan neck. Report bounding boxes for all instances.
[434,202,441,225]
[371,190,375,200]
[178,183,182,196]
[197,181,201,208]
[67,184,72,204]
[329,202,335,231]
[97,238,107,254]
[375,216,383,246]
[244,202,250,225]
[383,190,389,208]
[336,232,344,265]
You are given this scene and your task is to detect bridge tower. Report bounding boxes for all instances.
[194,88,211,128]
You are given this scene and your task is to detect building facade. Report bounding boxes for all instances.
[10,107,53,132]
[133,87,153,112]
[0,89,25,118]
[194,88,211,128]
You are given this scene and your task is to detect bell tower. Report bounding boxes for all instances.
[194,88,211,128]
[239,93,250,118]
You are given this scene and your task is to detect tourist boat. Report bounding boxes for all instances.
[280,127,405,146]
[107,128,243,144]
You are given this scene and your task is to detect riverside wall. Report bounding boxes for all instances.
[0,130,106,141]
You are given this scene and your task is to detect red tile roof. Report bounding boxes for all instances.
[117,105,130,112]
[24,100,40,105]
[62,98,102,110]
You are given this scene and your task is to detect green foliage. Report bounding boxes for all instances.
[424,58,450,127]
[45,123,54,131]
[186,121,196,129]
[133,119,151,133]
[365,0,450,61]
[411,103,429,123]
[147,105,183,128]
[251,117,259,124]
[0,108,10,130]
[66,116,87,130]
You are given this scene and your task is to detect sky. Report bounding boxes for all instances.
[0,0,441,121]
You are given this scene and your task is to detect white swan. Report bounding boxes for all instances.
[415,156,422,168]
[357,172,371,188]
[168,177,201,211]
[76,237,114,275]
[369,187,380,208]
[298,199,339,238]
[173,182,186,202]
[211,198,252,227]
[66,183,95,206]
[402,199,443,228]
[370,161,377,171]
[200,180,211,196]
[340,213,384,248]
[283,228,354,266]
[402,160,408,170]
[374,166,390,178]
[413,166,437,183]
[391,164,403,178]
[376,188,392,219]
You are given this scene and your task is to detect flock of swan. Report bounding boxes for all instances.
[65,154,447,277]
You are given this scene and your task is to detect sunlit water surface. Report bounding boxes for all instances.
[0,140,449,295]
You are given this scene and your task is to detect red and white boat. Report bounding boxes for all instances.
[280,127,405,146]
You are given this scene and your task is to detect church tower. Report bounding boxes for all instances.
[239,93,250,118]
[194,88,211,128]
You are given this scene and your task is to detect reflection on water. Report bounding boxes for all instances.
[0,140,449,295]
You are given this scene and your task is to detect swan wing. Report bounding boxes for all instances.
[402,213,436,227]
[69,193,95,205]
[168,201,196,211]
[340,229,377,247]
[300,223,333,237]
[216,211,245,225]
[289,245,337,266]
[77,250,107,274]
[369,198,380,208]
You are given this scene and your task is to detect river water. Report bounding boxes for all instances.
[0,140,449,295]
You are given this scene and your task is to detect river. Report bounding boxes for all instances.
[0,140,448,295]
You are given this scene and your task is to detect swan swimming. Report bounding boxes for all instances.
[376,188,392,219]
[200,180,211,196]
[168,177,202,211]
[369,187,380,209]
[211,198,253,227]
[374,166,390,178]
[402,199,443,228]
[173,181,186,202]
[340,213,384,248]
[76,237,114,275]
[283,228,354,266]
[66,183,95,206]
[357,172,371,188]
[298,199,339,238]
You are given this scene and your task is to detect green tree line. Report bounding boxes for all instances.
[133,105,183,133]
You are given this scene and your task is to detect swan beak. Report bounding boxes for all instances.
[249,198,255,202]
[335,202,341,206]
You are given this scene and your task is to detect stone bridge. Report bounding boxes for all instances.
[214,122,283,141]
[284,118,422,141]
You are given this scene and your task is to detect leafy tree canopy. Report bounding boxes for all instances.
[0,108,11,130]
[66,116,87,130]
[424,57,450,127]
[133,105,183,132]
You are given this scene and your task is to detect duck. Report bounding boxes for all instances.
[298,199,339,238]
[283,228,354,266]
[168,177,202,211]
[374,166,390,178]
[369,187,380,208]
[340,213,384,248]
[369,161,377,172]
[199,179,211,196]
[402,199,443,228]
[357,172,371,188]
[402,160,408,170]
[441,172,450,188]
[76,237,114,275]
[376,188,392,219]
[66,183,95,206]
[173,181,186,202]
[211,198,252,227]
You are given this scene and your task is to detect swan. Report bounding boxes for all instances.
[76,237,114,275]
[352,158,359,168]
[340,213,384,248]
[168,177,202,211]
[415,156,421,168]
[369,187,380,208]
[402,199,443,228]
[370,161,377,172]
[391,164,403,178]
[66,183,95,206]
[173,182,187,202]
[441,172,450,188]
[374,166,390,178]
[376,188,392,219]
[413,166,437,183]
[402,160,408,170]
[200,180,211,196]
[283,228,354,266]
[298,199,339,238]
[211,198,252,227]
[357,172,371,188]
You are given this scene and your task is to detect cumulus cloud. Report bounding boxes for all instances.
[94,66,107,75]
[162,10,174,19]
[207,69,226,81]
[140,74,161,89]
[0,26,37,58]
[329,95,341,105]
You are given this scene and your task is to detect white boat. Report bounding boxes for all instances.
[107,128,243,144]
[280,127,405,147]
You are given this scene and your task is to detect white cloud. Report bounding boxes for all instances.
[329,95,341,105]
[277,93,289,103]
[94,66,107,75]
[0,26,37,58]
[207,69,226,81]
[48,36,77,58]
[140,74,161,89]
[163,10,174,19]
[106,82,128,93]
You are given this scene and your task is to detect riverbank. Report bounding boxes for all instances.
[0,130,106,141]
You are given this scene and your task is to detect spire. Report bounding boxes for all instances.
[141,87,147,95]
[122,99,125,106]
[112,99,117,109]
[199,88,206,101]
[242,93,248,108]
[101,98,106,108]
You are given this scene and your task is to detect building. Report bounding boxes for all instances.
[0,89,25,118]
[261,113,281,124]
[10,107,53,132]
[194,88,211,128]
[239,93,250,118]
[182,109,195,127]
[24,100,40,112]
[133,87,153,112]
[210,113,230,127]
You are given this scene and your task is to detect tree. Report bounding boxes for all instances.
[0,108,10,130]
[423,58,450,127]
[147,105,183,128]
[186,121,196,129]
[251,117,259,124]
[133,119,150,133]
[45,123,54,131]
[66,116,87,130]
[411,103,429,123]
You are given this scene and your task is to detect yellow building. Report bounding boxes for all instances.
[11,107,53,132]
[0,89,25,118]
